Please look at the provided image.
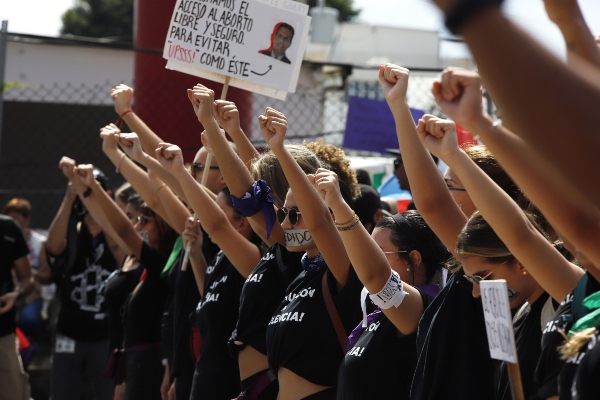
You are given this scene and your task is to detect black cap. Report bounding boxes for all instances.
[354,184,381,226]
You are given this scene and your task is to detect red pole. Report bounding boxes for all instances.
[133,0,253,162]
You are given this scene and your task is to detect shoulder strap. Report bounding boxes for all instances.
[322,271,347,353]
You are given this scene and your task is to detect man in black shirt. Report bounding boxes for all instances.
[0,214,34,400]
[46,166,125,400]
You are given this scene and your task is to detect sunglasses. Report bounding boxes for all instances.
[191,162,219,179]
[277,207,302,225]
[463,261,508,285]
[137,214,154,226]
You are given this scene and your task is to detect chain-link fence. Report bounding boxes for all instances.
[1,66,442,229]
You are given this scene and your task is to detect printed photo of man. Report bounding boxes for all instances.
[259,22,294,64]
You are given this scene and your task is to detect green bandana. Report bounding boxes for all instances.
[568,291,600,338]
[162,236,184,276]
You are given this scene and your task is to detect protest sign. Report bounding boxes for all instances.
[480,280,518,363]
[343,96,425,153]
[163,0,311,98]
[480,280,525,400]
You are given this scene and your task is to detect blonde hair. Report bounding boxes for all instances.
[251,145,322,208]
[560,328,596,359]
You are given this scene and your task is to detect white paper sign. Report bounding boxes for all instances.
[480,280,518,363]
[163,0,311,96]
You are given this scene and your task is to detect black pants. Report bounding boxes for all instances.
[123,348,164,400]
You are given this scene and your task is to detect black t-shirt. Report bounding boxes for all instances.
[57,223,117,341]
[411,269,496,400]
[103,262,143,351]
[495,292,551,400]
[229,243,303,357]
[122,242,169,348]
[557,274,600,400]
[192,250,247,400]
[337,289,432,400]
[570,324,600,400]
[534,274,600,399]
[0,215,29,337]
[266,266,363,387]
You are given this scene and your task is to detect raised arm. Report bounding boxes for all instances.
[213,99,260,164]
[188,85,285,246]
[312,168,424,334]
[58,157,131,260]
[419,116,583,301]
[431,1,600,210]
[380,64,466,256]
[111,84,164,158]
[182,217,208,296]
[434,67,600,273]
[148,169,191,235]
[73,164,145,259]
[99,125,169,224]
[543,0,600,68]
[260,108,352,287]
[156,142,261,278]
[46,182,78,256]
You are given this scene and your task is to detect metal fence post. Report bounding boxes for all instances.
[0,20,8,161]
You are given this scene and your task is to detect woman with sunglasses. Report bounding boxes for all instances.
[379,63,583,399]
[311,167,449,399]
[244,106,362,400]
[156,138,266,400]
[66,160,180,400]
[410,98,583,399]
[187,86,362,399]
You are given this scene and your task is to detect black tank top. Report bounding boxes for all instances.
[229,243,303,357]
[266,266,362,387]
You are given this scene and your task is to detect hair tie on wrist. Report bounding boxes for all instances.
[115,153,127,174]
[82,187,93,198]
[445,0,503,34]
[115,109,134,128]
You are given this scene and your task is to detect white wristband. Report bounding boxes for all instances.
[369,270,409,310]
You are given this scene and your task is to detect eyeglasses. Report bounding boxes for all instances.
[137,214,154,226]
[463,261,508,285]
[393,159,403,169]
[382,250,409,254]
[191,162,219,179]
[277,207,302,225]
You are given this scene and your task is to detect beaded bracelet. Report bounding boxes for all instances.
[337,216,360,232]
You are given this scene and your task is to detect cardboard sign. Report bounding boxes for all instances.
[163,0,311,97]
[480,280,518,363]
[343,96,425,153]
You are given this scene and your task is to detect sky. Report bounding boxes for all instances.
[2,0,600,57]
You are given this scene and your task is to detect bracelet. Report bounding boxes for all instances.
[115,109,134,128]
[445,0,503,34]
[337,217,360,232]
[82,187,93,198]
[156,184,167,193]
[115,153,127,174]
[334,212,357,227]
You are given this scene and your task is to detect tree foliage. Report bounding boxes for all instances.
[307,0,361,22]
[60,0,134,39]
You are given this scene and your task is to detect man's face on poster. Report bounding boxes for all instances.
[273,26,293,57]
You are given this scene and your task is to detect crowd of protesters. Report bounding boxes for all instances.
[2,0,600,399]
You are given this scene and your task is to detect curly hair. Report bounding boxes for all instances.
[303,139,360,201]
